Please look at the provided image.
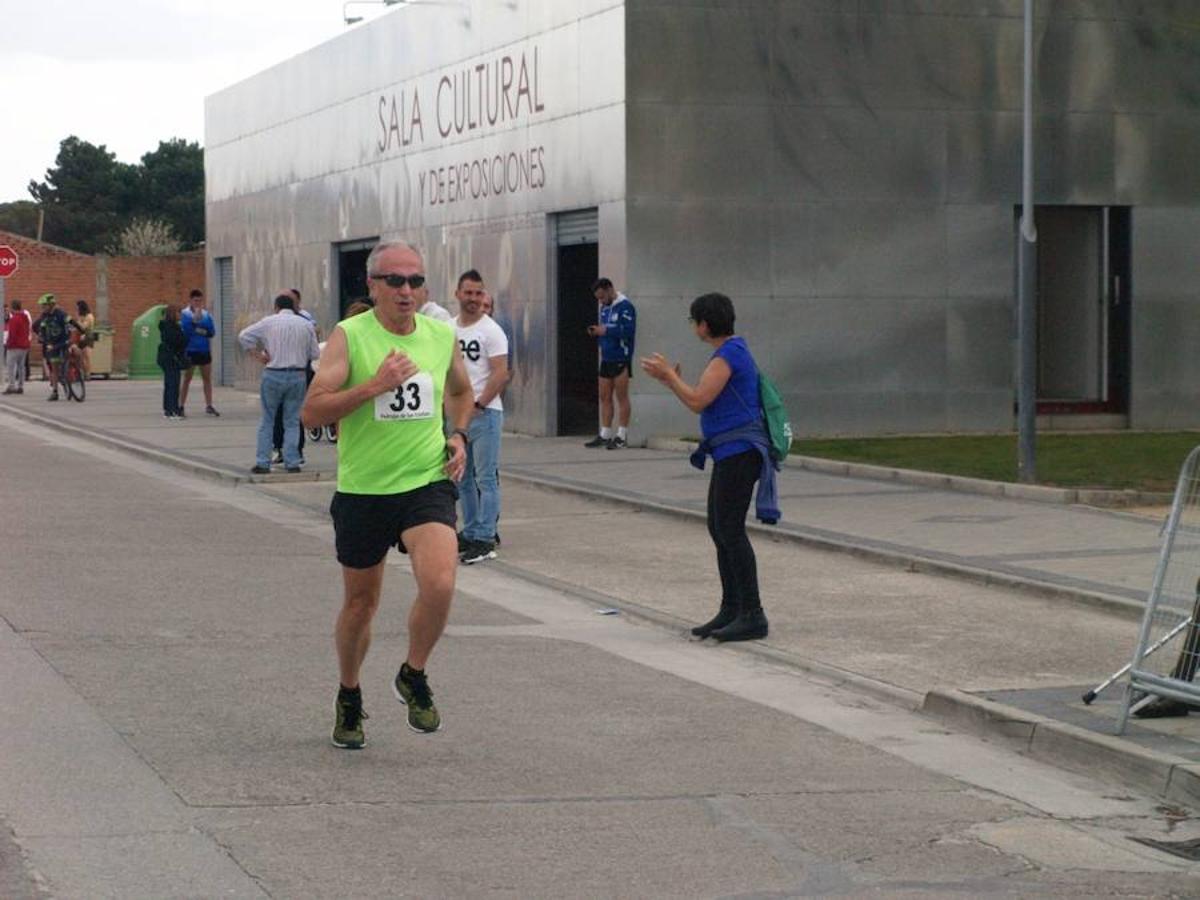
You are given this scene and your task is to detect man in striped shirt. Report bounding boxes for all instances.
[238,293,320,474]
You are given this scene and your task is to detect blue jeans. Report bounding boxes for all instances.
[461,407,503,542]
[257,369,306,467]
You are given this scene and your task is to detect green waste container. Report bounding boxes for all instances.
[128,304,167,379]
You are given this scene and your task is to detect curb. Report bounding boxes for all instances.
[922,688,1200,807]
[500,467,1146,622]
[488,559,924,711]
[646,437,1174,509]
[0,402,328,486]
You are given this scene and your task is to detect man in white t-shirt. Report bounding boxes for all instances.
[453,268,508,564]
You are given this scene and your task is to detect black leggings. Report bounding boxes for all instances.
[161,364,181,415]
[706,449,761,611]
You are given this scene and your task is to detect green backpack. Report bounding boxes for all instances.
[758,371,793,463]
[729,364,793,464]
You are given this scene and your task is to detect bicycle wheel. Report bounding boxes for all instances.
[65,357,85,402]
[306,425,323,442]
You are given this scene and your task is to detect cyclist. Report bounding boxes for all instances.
[33,294,71,401]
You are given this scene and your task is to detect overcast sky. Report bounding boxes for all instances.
[0,0,395,202]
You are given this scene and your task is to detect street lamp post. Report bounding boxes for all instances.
[1017,0,1037,483]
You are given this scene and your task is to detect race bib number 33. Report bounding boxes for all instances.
[375,372,435,421]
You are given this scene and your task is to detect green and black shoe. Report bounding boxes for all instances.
[392,663,441,733]
[332,692,368,749]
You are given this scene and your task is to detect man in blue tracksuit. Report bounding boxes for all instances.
[585,277,636,449]
[180,289,219,417]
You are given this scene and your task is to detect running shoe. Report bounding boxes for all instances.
[206,406,221,416]
[583,434,607,448]
[271,449,284,466]
[392,664,440,733]
[332,693,368,749]
[460,540,497,565]
[606,436,627,450]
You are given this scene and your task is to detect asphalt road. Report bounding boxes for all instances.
[2,413,1200,897]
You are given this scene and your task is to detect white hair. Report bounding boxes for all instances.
[366,240,423,276]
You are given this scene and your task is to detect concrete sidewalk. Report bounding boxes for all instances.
[4,379,1200,806]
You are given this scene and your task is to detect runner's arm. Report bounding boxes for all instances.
[442,351,473,481]
[443,350,474,434]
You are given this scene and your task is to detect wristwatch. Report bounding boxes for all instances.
[451,428,470,444]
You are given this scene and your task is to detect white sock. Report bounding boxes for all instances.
[600,427,612,439]
[617,427,627,440]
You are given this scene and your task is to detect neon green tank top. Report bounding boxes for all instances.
[337,312,456,494]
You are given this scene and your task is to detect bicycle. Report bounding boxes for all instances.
[305,422,338,443]
[55,346,86,402]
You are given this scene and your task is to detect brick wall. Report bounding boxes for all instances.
[107,253,206,365]
[0,231,204,371]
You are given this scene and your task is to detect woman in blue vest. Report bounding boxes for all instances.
[641,292,775,642]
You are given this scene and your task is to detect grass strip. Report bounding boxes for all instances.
[791,433,1200,493]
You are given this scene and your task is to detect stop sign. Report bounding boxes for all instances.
[0,245,17,278]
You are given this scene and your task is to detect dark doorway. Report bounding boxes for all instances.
[336,240,377,319]
[1031,206,1130,415]
[556,240,598,435]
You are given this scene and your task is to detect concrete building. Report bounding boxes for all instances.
[204,1,1200,438]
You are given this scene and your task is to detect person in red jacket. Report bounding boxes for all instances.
[4,300,32,394]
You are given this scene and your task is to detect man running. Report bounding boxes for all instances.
[301,240,474,749]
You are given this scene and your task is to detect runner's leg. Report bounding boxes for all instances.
[401,521,457,670]
[336,561,385,688]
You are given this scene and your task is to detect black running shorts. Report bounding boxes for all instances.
[598,360,632,379]
[186,351,213,367]
[330,480,459,568]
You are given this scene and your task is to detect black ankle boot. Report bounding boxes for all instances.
[690,604,737,638]
[711,608,769,642]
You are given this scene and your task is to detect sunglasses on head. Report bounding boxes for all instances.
[370,273,426,289]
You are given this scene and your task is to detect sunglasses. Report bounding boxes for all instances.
[370,273,426,289]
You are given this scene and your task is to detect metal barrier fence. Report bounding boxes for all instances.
[1116,445,1200,734]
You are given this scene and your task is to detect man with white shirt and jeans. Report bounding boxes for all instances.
[454,269,508,564]
[272,287,318,465]
[238,293,320,474]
